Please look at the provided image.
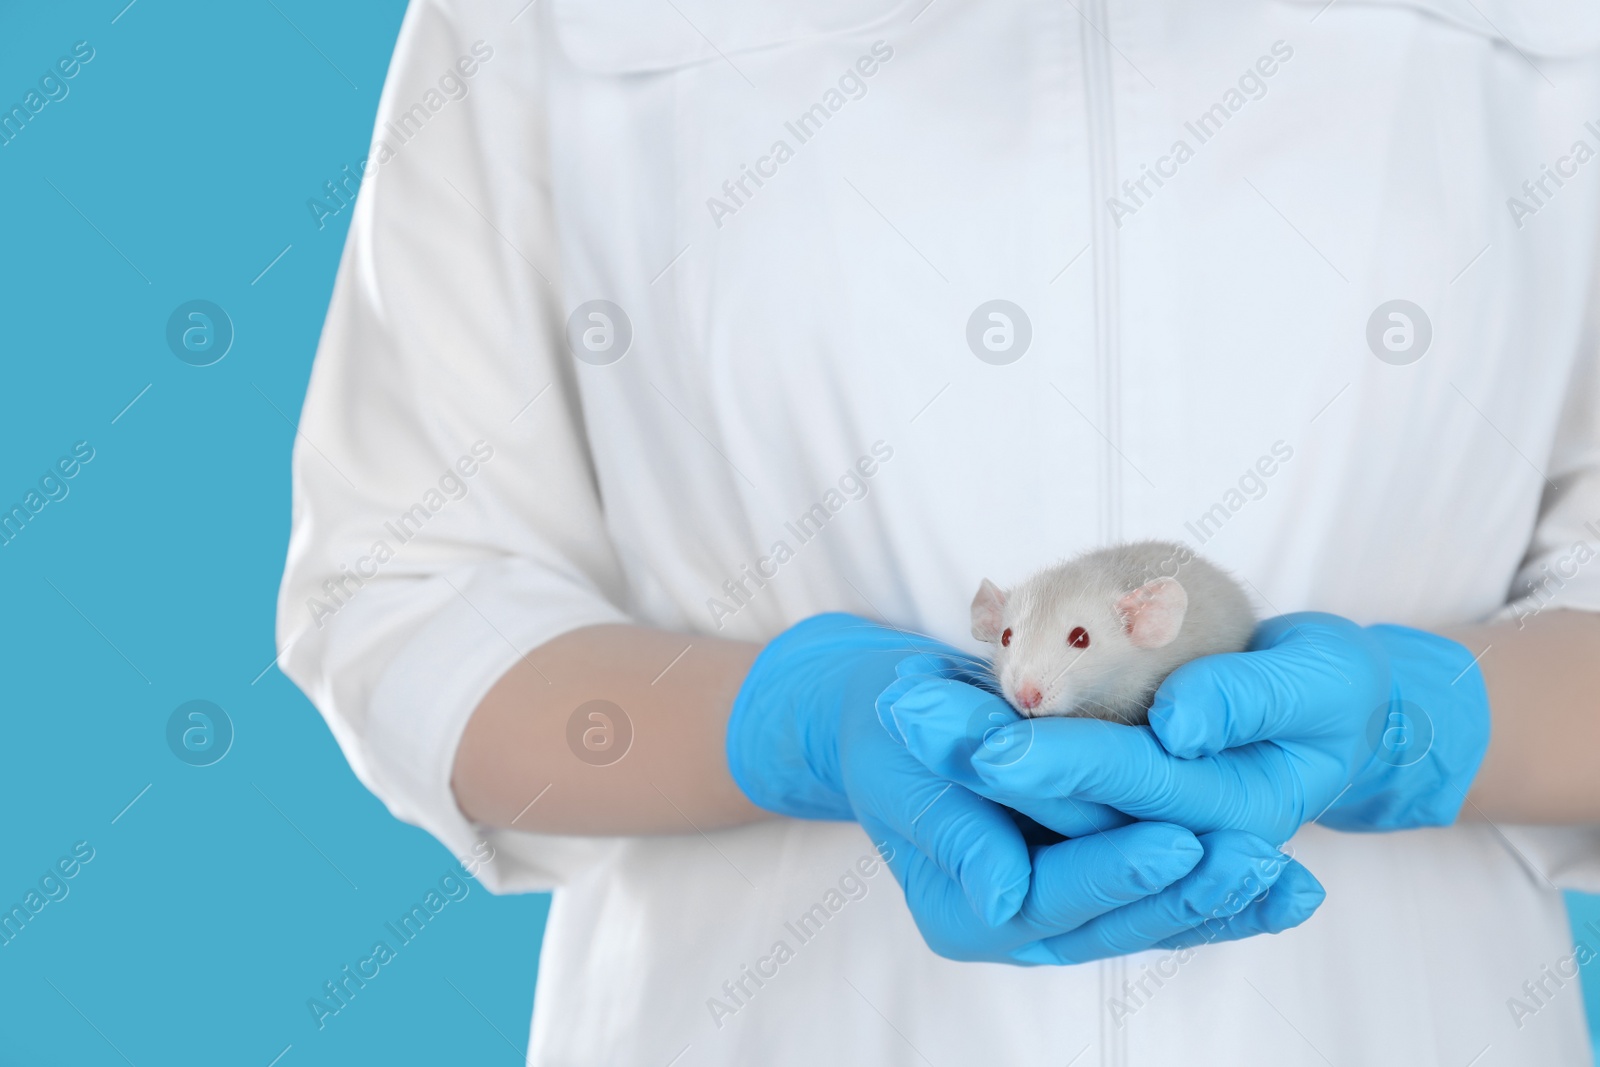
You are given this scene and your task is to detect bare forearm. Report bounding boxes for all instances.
[452,624,769,835]
[1451,609,1600,823]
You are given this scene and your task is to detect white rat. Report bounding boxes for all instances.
[970,540,1255,724]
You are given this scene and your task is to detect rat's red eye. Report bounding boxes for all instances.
[1068,626,1090,649]
[1000,628,1012,647]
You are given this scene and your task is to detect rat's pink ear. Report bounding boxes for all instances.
[1117,577,1188,650]
[971,579,1007,643]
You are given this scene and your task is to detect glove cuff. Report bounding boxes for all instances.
[727,613,961,821]
[726,614,858,820]
[1326,624,1491,830]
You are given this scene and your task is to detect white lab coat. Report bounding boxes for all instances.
[278,0,1600,1062]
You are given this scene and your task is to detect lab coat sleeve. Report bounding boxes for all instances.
[274,0,627,892]
[1493,238,1600,892]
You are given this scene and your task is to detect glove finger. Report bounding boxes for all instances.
[1033,830,1293,964]
[844,685,1036,926]
[875,653,996,741]
[1015,823,1203,935]
[862,819,1032,964]
[970,716,1254,835]
[1148,613,1378,759]
[882,677,1016,780]
[864,821,1208,967]
[870,757,1033,926]
[888,678,1129,837]
[1151,859,1325,950]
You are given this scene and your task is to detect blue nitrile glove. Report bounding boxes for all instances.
[727,613,1326,963]
[883,613,1490,844]
[882,825,1325,964]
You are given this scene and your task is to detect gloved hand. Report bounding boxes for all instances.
[727,613,1327,963]
[881,612,1491,844]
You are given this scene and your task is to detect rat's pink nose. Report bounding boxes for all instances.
[1015,684,1042,710]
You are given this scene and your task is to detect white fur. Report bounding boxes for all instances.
[970,541,1255,724]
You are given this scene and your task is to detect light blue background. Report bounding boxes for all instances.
[0,3,547,1065]
[0,2,1596,1064]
